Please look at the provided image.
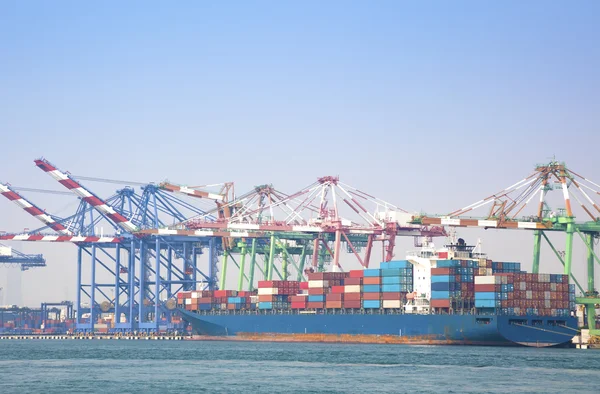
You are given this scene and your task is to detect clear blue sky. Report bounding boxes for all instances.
[0,1,598,305]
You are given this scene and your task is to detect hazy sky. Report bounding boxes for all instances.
[1,1,599,306]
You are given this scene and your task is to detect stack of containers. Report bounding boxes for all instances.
[343,270,363,308]
[475,273,574,316]
[430,260,476,311]
[326,282,345,309]
[379,260,413,309]
[362,269,381,309]
[214,290,237,310]
[177,290,217,311]
[257,280,300,310]
[291,281,310,309]
[227,291,253,310]
[430,260,458,309]
[306,272,348,309]
[478,260,522,275]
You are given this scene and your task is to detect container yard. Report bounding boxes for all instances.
[0,159,598,347]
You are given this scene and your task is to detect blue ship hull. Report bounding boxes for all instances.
[180,309,578,347]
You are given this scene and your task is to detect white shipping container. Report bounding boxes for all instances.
[545,300,551,308]
[382,300,402,309]
[519,282,526,291]
[475,276,496,285]
[545,291,551,300]
[250,296,259,303]
[191,291,200,299]
[309,280,329,288]
[185,299,191,305]
[551,283,557,291]
[526,290,533,299]
[344,285,361,293]
[257,288,279,295]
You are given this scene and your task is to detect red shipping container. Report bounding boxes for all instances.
[430,299,450,308]
[307,272,325,280]
[474,284,495,292]
[326,293,343,301]
[214,290,230,297]
[382,292,403,300]
[363,277,381,285]
[199,298,212,304]
[331,286,345,294]
[258,295,275,302]
[344,293,361,301]
[326,301,343,309]
[290,295,307,302]
[349,270,364,278]
[291,302,307,309]
[308,288,326,295]
[300,282,309,290]
[258,280,274,288]
[363,292,380,300]
[306,302,324,309]
[431,268,450,275]
[438,252,448,259]
[343,300,361,308]
[344,277,362,285]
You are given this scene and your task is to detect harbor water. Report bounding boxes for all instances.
[0,340,599,393]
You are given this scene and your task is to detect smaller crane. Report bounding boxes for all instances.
[0,244,46,271]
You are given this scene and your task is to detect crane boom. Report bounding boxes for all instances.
[34,159,138,233]
[0,183,73,235]
[159,182,224,201]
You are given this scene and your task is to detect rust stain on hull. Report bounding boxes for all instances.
[184,333,509,346]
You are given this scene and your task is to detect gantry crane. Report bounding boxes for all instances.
[412,160,600,335]
[0,243,46,271]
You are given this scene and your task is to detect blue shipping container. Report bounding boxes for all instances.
[436,260,459,268]
[431,282,450,291]
[363,269,381,277]
[362,300,381,309]
[431,291,450,299]
[258,302,273,309]
[382,276,401,285]
[363,284,381,293]
[199,304,212,311]
[431,275,454,283]
[475,292,496,300]
[381,268,402,277]
[379,262,390,270]
[308,295,325,302]
[388,260,410,269]
[381,284,401,292]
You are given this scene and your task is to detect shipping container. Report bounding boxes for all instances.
[342,300,361,308]
[344,285,362,293]
[363,277,381,285]
[344,293,362,301]
[382,300,402,309]
[431,291,450,299]
[363,284,380,293]
[430,299,451,308]
[362,300,381,309]
[363,269,381,277]
[362,293,380,301]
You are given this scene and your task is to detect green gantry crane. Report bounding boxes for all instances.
[413,160,600,336]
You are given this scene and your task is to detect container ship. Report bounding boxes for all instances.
[178,239,578,347]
